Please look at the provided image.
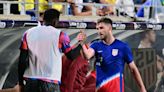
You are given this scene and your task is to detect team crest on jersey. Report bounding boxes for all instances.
[112,49,118,56]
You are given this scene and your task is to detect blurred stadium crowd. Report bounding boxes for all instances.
[0,0,155,20]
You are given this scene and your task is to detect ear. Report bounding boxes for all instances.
[53,19,59,27]
[108,24,112,31]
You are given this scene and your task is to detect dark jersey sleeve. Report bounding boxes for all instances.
[123,44,133,64]
[59,32,71,53]
[18,32,29,85]
[90,39,100,51]
[59,32,82,60]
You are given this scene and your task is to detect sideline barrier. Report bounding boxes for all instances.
[0,20,164,30]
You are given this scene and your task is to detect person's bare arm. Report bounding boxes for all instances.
[70,3,92,16]
[77,30,95,59]
[99,0,114,15]
[82,45,95,59]
[128,62,147,92]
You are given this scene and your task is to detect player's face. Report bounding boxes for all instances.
[148,30,156,43]
[96,23,111,40]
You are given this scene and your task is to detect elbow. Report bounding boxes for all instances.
[130,66,139,75]
[130,68,135,74]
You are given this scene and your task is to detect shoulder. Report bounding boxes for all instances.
[90,39,102,45]
[115,39,125,45]
[59,31,70,42]
[26,26,43,33]
[28,26,37,31]
[21,27,38,40]
[115,39,131,49]
[36,25,61,32]
[60,31,69,38]
[23,26,37,35]
[47,26,61,32]
[91,39,101,44]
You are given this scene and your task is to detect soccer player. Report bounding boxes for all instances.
[18,9,84,92]
[80,17,147,92]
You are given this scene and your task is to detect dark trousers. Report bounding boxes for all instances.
[24,79,60,92]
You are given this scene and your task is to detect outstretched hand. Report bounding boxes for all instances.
[77,30,87,45]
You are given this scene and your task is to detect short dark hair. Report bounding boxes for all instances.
[97,17,113,25]
[43,9,60,23]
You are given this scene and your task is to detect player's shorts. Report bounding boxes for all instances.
[24,79,60,92]
[97,77,124,92]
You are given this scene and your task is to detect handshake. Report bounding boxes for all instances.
[77,30,87,45]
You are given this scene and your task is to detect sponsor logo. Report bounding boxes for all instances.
[69,22,87,28]
[147,23,162,30]
[69,22,77,27]
[154,24,162,30]
[0,22,6,28]
[112,23,126,30]
[134,22,141,29]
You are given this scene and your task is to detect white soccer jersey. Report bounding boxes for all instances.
[23,25,62,82]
